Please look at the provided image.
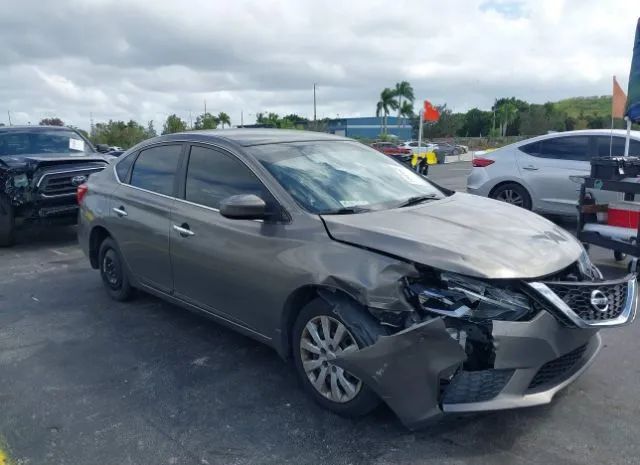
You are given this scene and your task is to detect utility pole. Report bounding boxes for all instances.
[7,110,12,126]
[204,99,207,116]
[241,111,244,128]
[313,84,317,123]
[189,110,193,129]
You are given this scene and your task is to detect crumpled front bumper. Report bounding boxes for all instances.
[333,274,637,430]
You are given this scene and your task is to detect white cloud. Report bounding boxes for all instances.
[0,0,638,129]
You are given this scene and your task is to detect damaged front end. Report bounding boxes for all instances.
[333,259,637,430]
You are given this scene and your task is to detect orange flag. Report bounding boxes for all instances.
[423,100,440,122]
[613,76,627,118]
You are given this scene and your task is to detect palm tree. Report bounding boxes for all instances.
[376,88,399,135]
[496,102,518,136]
[399,101,414,120]
[218,112,231,128]
[394,81,415,127]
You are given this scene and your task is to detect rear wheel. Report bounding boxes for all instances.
[98,238,135,301]
[292,297,383,417]
[491,183,532,210]
[0,196,15,247]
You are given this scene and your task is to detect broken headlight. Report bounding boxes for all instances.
[13,173,29,188]
[411,272,532,321]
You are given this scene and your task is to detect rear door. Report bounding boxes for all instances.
[109,143,184,293]
[516,135,590,214]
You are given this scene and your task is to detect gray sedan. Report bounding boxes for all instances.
[78,129,636,429]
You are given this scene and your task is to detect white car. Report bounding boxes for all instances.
[467,129,640,216]
[399,140,437,154]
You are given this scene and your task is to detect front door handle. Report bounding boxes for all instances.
[522,165,539,171]
[173,224,195,237]
[113,207,127,217]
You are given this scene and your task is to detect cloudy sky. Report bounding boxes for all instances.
[0,0,638,129]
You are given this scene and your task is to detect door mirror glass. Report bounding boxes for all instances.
[220,194,267,220]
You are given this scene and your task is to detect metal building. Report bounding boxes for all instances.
[326,116,412,140]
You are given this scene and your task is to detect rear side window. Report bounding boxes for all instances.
[185,146,267,209]
[115,153,136,182]
[129,144,182,196]
[521,136,589,161]
[594,136,640,157]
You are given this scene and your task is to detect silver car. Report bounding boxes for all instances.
[467,129,640,215]
[78,129,636,429]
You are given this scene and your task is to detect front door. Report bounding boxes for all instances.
[169,144,288,332]
[108,143,183,293]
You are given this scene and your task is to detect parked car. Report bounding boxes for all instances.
[467,129,640,215]
[370,141,411,156]
[79,129,636,429]
[399,140,438,154]
[433,142,463,159]
[0,125,111,246]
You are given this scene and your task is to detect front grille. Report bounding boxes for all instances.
[528,344,587,390]
[442,369,514,404]
[545,281,627,322]
[38,167,103,197]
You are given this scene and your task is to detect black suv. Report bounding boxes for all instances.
[0,125,110,246]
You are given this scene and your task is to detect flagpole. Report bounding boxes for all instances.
[624,116,632,156]
[417,109,424,173]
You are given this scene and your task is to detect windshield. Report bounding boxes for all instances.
[251,141,445,214]
[0,129,95,157]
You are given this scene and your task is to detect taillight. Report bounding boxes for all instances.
[472,157,495,167]
[76,183,88,204]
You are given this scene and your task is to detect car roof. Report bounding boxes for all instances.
[521,129,640,142]
[0,125,77,132]
[159,129,350,147]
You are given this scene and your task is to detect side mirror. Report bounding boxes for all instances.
[96,144,110,153]
[220,194,267,220]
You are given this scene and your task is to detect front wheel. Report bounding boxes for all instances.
[0,196,15,247]
[292,298,382,417]
[491,183,532,210]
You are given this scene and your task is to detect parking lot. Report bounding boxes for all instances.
[1,162,639,465]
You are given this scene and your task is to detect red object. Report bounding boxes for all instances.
[472,157,495,167]
[423,100,440,122]
[608,201,640,228]
[371,143,411,156]
[76,183,88,204]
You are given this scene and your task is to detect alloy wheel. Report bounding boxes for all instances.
[496,189,524,206]
[299,315,362,403]
[102,250,121,289]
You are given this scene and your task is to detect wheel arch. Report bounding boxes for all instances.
[277,284,372,360]
[89,225,111,269]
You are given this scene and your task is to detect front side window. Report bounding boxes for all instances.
[129,144,182,196]
[595,136,640,157]
[185,146,266,209]
[251,141,445,214]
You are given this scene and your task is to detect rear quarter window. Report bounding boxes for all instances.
[115,152,136,182]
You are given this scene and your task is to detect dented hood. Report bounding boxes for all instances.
[321,192,582,279]
[0,153,109,170]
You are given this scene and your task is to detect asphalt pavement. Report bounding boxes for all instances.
[0,163,638,465]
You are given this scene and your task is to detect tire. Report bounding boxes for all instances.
[614,251,626,262]
[292,297,383,417]
[98,237,135,301]
[491,183,532,210]
[0,196,15,247]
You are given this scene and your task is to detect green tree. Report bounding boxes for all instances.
[458,108,492,137]
[146,120,157,138]
[39,117,64,126]
[394,81,415,126]
[91,120,149,148]
[193,112,219,130]
[217,112,231,128]
[163,114,188,134]
[376,88,399,135]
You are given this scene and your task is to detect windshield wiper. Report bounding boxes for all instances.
[320,206,371,215]
[396,194,439,208]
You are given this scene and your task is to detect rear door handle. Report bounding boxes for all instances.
[113,207,127,217]
[522,165,539,171]
[173,224,195,237]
